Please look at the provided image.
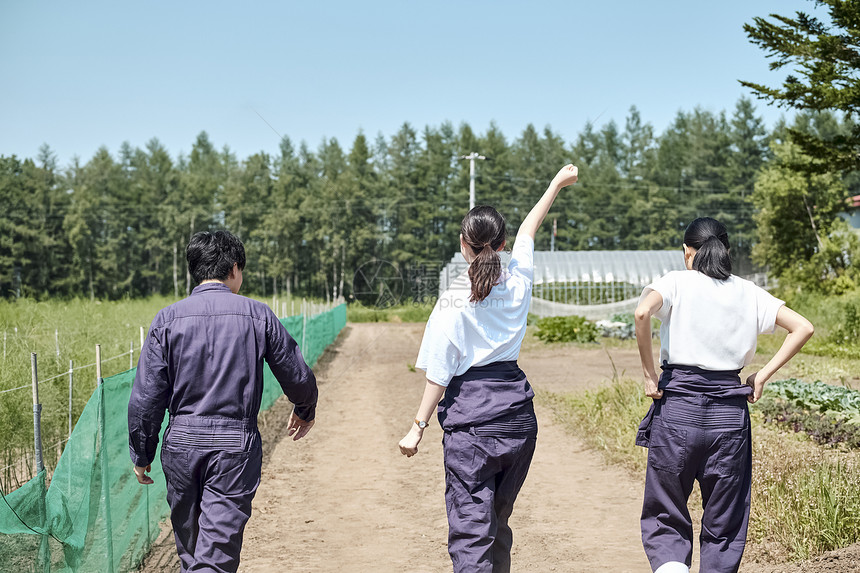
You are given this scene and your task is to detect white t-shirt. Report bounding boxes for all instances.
[416,235,534,386]
[643,270,785,371]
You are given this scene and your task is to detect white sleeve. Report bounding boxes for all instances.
[642,272,676,323]
[508,235,534,283]
[754,286,785,335]
[415,315,460,387]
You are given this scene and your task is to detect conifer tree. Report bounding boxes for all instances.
[742,0,860,171]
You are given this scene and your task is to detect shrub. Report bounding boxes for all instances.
[829,301,860,346]
[534,315,599,343]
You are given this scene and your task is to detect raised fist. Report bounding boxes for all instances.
[553,164,578,187]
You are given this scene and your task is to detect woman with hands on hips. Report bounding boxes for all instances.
[633,216,813,573]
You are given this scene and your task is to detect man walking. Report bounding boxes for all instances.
[129,230,317,573]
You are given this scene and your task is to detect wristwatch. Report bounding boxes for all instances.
[414,419,429,429]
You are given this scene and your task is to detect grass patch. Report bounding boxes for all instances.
[540,376,649,473]
[346,302,434,323]
[750,421,860,560]
[0,297,177,490]
[773,289,860,361]
[803,341,860,360]
[542,375,860,562]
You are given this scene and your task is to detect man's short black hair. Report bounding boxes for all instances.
[186,230,246,284]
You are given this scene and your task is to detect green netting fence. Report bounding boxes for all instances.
[0,303,347,572]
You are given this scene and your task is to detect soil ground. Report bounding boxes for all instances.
[139,323,859,572]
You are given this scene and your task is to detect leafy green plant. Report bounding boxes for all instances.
[756,379,860,447]
[610,312,635,326]
[534,315,599,344]
[757,401,860,448]
[763,379,860,419]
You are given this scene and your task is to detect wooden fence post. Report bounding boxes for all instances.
[31,353,44,474]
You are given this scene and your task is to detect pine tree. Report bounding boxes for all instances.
[742,0,860,171]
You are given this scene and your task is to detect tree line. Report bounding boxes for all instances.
[1,99,857,301]
[742,0,860,295]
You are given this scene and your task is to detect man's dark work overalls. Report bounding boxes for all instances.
[129,283,317,573]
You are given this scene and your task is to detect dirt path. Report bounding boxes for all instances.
[236,323,649,572]
[140,322,860,572]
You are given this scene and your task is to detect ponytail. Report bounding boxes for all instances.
[461,206,507,302]
[468,244,502,302]
[684,217,732,281]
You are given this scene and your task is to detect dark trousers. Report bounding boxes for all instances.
[641,394,751,573]
[161,417,263,573]
[443,429,536,573]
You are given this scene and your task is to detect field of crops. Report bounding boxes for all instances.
[0,294,310,493]
[758,379,860,448]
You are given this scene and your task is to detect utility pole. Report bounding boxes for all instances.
[459,152,486,210]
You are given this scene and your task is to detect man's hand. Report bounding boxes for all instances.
[287,411,315,441]
[644,372,663,399]
[552,164,578,188]
[399,426,423,457]
[134,465,154,485]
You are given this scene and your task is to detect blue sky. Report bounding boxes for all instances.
[0,0,817,167]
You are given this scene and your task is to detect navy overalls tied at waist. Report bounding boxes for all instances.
[438,360,538,572]
[636,362,752,448]
[637,363,755,572]
[437,361,537,437]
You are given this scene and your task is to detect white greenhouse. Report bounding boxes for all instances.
[438,250,685,319]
